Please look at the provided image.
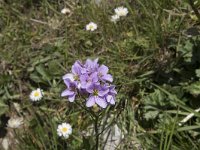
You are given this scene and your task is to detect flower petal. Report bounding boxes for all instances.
[98,89,109,97]
[99,65,108,74]
[68,94,76,102]
[86,84,94,93]
[95,97,107,108]
[86,96,95,107]
[106,95,115,105]
[72,62,81,75]
[63,134,69,139]
[91,72,98,82]
[63,73,74,82]
[102,74,113,82]
[61,89,74,97]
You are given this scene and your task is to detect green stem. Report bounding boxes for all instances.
[75,101,95,121]
[94,115,99,150]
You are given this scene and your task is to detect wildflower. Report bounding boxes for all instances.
[57,123,72,139]
[105,85,117,105]
[86,22,98,31]
[97,65,113,82]
[62,58,117,108]
[61,8,71,14]
[84,58,99,73]
[86,84,109,108]
[63,61,83,88]
[114,6,128,17]
[29,88,43,101]
[80,72,98,89]
[111,14,120,23]
[61,79,77,102]
[7,117,23,128]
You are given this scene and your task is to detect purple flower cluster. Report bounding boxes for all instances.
[61,58,117,108]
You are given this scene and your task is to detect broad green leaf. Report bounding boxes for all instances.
[30,73,44,83]
[36,64,51,81]
[48,60,62,75]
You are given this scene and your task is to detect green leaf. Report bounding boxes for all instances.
[48,60,62,75]
[142,89,168,120]
[82,136,95,150]
[185,81,200,95]
[0,74,11,85]
[0,100,8,116]
[30,73,44,83]
[195,69,200,78]
[143,89,167,106]
[179,40,193,62]
[144,111,159,120]
[178,125,200,132]
[36,64,51,81]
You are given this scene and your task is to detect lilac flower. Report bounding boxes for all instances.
[63,61,83,88]
[97,65,113,82]
[61,79,77,102]
[61,58,117,108]
[86,84,109,108]
[84,58,99,73]
[63,61,82,80]
[105,85,117,105]
[80,72,98,89]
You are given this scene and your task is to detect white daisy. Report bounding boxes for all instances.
[111,14,120,23]
[7,117,23,128]
[29,88,43,101]
[86,22,98,31]
[114,6,128,17]
[57,123,72,139]
[61,8,71,14]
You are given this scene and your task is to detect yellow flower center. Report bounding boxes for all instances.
[62,127,68,132]
[89,25,93,30]
[93,89,98,96]
[73,75,79,81]
[34,92,40,97]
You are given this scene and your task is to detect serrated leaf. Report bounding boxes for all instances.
[185,81,200,95]
[143,89,166,106]
[179,40,193,62]
[144,111,159,120]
